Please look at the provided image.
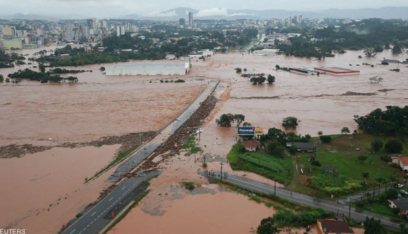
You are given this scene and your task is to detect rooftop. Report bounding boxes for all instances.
[318,220,354,233]
[391,198,408,210]
[106,63,187,70]
[400,157,408,165]
[315,66,359,73]
[242,140,261,148]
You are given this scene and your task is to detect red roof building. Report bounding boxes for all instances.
[317,219,354,234]
[241,140,261,152]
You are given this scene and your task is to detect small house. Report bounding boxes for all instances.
[286,142,316,153]
[389,198,408,216]
[317,219,354,234]
[398,157,408,172]
[323,167,337,174]
[242,140,261,152]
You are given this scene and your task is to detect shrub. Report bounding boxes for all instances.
[202,162,207,168]
[175,79,185,83]
[160,80,163,83]
[99,66,105,71]
[289,145,297,154]
[282,116,299,130]
[385,139,403,153]
[184,182,195,190]
[320,135,332,143]
[235,68,242,73]
[370,140,383,153]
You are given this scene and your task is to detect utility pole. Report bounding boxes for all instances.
[220,162,224,180]
[349,198,352,219]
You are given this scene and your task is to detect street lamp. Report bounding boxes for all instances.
[274,179,277,196]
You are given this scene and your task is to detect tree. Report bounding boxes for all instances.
[267,74,275,84]
[341,127,350,134]
[370,140,383,153]
[399,222,408,234]
[311,160,321,169]
[267,141,285,158]
[392,44,403,54]
[100,66,105,71]
[282,116,299,130]
[362,172,369,184]
[244,68,247,72]
[216,114,234,127]
[243,122,252,127]
[363,217,386,234]
[318,131,323,136]
[39,63,46,73]
[364,47,377,57]
[257,217,280,234]
[373,45,383,52]
[289,145,297,154]
[5,78,10,83]
[0,74,3,82]
[385,139,403,153]
[236,68,242,73]
[320,135,331,143]
[234,114,245,127]
[358,155,368,164]
[275,64,280,69]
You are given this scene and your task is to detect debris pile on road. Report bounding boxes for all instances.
[133,94,218,174]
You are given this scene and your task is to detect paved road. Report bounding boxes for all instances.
[200,171,403,230]
[63,171,160,234]
[338,181,408,205]
[107,80,219,183]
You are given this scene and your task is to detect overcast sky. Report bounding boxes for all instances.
[0,0,407,18]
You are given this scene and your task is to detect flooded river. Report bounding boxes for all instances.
[1,46,407,233]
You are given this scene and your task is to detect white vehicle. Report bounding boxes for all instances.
[401,190,408,195]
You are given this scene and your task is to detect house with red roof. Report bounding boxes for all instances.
[399,157,408,172]
[241,140,261,152]
[317,219,354,234]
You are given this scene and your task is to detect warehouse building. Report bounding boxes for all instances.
[105,63,190,76]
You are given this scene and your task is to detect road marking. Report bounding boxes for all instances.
[91,212,96,216]
[224,175,397,226]
[109,198,113,202]
[122,187,126,190]
[70,229,76,234]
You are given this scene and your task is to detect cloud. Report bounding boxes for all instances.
[196,8,228,17]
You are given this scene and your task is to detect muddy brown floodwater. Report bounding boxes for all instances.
[1,46,407,233]
[0,144,120,232]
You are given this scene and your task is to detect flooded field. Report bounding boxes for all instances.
[1,46,406,233]
[108,183,274,234]
[0,144,120,233]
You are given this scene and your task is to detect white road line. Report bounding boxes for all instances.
[108,198,113,202]
[91,212,96,216]
[122,187,126,190]
[70,229,76,234]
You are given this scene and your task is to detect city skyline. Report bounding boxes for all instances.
[1,0,408,18]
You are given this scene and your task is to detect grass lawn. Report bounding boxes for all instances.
[227,143,294,185]
[296,134,408,197]
[180,136,202,156]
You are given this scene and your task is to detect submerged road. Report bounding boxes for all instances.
[63,171,160,234]
[200,171,403,230]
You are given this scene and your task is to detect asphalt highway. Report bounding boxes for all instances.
[63,170,160,234]
[200,171,403,230]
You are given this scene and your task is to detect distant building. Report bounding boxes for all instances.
[188,12,193,28]
[0,38,22,49]
[81,25,90,38]
[3,25,16,39]
[105,63,190,76]
[116,26,125,37]
[179,18,185,26]
[285,142,316,153]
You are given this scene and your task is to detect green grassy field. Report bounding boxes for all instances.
[296,134,407,197]
[227,143,294,185]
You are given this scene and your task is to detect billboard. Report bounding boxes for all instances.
[238,127,255,136]
[254,127,263,136]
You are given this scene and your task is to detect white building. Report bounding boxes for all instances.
[188,12,193,28]
[105,63,190,76]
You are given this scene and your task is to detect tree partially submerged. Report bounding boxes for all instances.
[364,47,377,57]
[282,116,300,130]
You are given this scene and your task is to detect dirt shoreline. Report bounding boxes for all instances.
[0,131,156,159]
